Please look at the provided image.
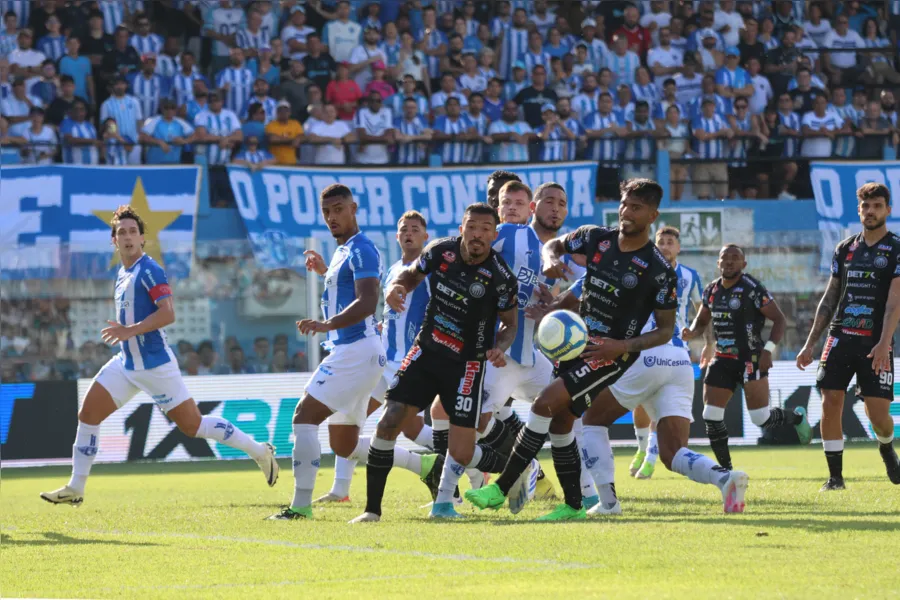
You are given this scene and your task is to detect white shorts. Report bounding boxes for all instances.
[481,352,554,414]
[369,359,401,405]
[609,345,695,422]
[94,355,191,412]
[310,336,385,427]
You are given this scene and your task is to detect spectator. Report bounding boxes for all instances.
[772,0,800,39]
[640,1,672,47]
[536,102,572,162]
[153,34,180,78]
[217,345,255,374]
[129,12,162,56]
[141,98,194,164]
[614,4,650,58]
[583,92,625,201]
[28,60,59,107]
[364,61,394,100]
[696,28,725,72]
[185,83,209,123]
[58,37,93,104]
[20,107,57,165]
[483,77,503,122]
[630,66,660,108]
[673,54,704,106]
[8,29,46,77]
[746,56,772,115]
[1,76,40,135]
[881,90,898,126]
[488,99,533,163]
[687,75,727,120]
[459,52,487,96]
[669,16,689,54]
[596,68,618,101]
[571,72,601,120]
[99,74,142,163]
[431,72,468,117]
[80,10,113,69]
[545,27,569,59]
[836,0,877,34]
[101,116,135,165]
[181,350,201,376]
[831,87,859,158]
[271,349,289,373]
[242,101,266,143]
[277,59,308,122]
[252,45,280,87]
[652,78,686,123]
[497,7,528,82]
[249,77,277,123]
[235,9,269,60]
[822,14,865,87]
[515,65,557,129]
[491,0,512,38]
[658,104,689,201]
[233,135,275,170]
[773,93,801,199]
[60,99,100,165]
[193,90,243,166]
[196,340,218,375]
[727,96,766,197]
[802,2,832,46]
[624,100,658,179]
[0,12,18,58]
[355,90,394,165]
[397,30,428,91]
[801,94,849,159]
[529,0,555,38]
[248,336,271,373]
[388,73,429,119]
[282,5,314,61]
[440,33,466,81]
[713,0,743,47]
[432,96,472,164]
[171,51,206,108]
[648,27,685,79]
[102,26,141,89]
[323,1,362,64]
[46,75,87,127]
[738,17,766,67]
[37,15,65,62]
[613,83,636,122]
[788,68,826,114]
[520,29,551,76]
[556,96,584,160]
[691,98,733,199]
[571,43,593,77]
[715,46,753,112]
[216,47,254,119]
[265,99,302,165]
[463,92,490,163]
[856,101,896,159]
[792,25,819,69]
[306,103,354,165]
[860,17,900,85]
[204,0,245,76]
[607,34,641,87]
[128,53,168,119]
[394,96,431,165]
[302,33,336,93]
[503,61,529,102]
[689,16,724,53]
[325,61,362,121]
[349,25,386,90]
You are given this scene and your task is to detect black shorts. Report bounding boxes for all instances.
[385,345,485,428]
[816,335,894,400]
[557,353,637,417]
[728,166,759,190]
[704,354,765,391]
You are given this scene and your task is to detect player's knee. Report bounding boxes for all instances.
[177,419,201,438]
[448,445,474,466]
[77,407,102,426]
[330,437,356,458]
[821,394,844,413]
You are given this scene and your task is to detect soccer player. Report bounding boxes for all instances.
[350,204,519,522]
[796,182,900,489]
[628,226,711,480]
[316,210,438,504]
[486,169,522,210]
[683,245,811,473]
[466,178,678,521]
[268,185,440,521]
[41,206,278,507]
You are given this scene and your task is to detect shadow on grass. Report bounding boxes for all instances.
[1,531,161,547]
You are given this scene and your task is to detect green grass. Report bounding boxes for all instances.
[3,446,899,599]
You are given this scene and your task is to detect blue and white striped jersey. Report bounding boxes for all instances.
[236,27,271,52]
[537,123,567,161]
[464,111,489,164]
[321,231,383,349]
[394,115,428,165]
[234,148,273,163]
[487,119,532,162]
[687,94,727,121]
[714,66,751,112]
[561,117,584,161]
[216,66,255,118]
[625,118,655,164]
[433,114,471,164]
[100,95,143,142]
[0,0,30,30]
[105,137,132,165]
[0,31,16,58]
[577,37,609,71]
[830,104,859,158]
[499,27,529,79]
[205,5,246,57]
[127,72,169,118]
[502,79,528,102]
[171,72,208,107]
[114,253,175,371]
[381,259,430,362]
[430,91,468,113]
[37,35,66,61]
[387,93,429,118]
[60,118,99,165]
[490,16,510,38]
[652,99,688,122]
[607,50,640,87]
[252,95,278,123]
[571,90,600,121]
[612,101,635,124]
[630,82,660,107]
[130,33,164,56]
[418,29,447,79]
[691,113,730,159]
[193,108,241,165]
[728,112,752,167]
[777,110,802,157]
[673,73,704,106]
[99,0,144,35]
[520,49,551,75]
[492,223,544,367]
[643,262,702,347]
[583,110,622,166]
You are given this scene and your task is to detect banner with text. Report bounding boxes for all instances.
[811,161,900,271]
[0,165,201,280]
[227,163,598,270]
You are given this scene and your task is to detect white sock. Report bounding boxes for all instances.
[466,468,485,489]
[291,424,320,509]
[197,416,267,460]
[526,411,552,435]
[646,431,659,465]
[436,447,480,504]
[748,406,772,427]
[634,426,650,453]
[582,424,617,505]
[330,453,357,498]
[392,445,422,475]
[573,418,597,498]
[823,439,844,452]
[414,424,434,450]
[671,447,730,488]
[68,422,100,494]
[498,404,514,421]
[875,433,894,445]
[433,419,450,434]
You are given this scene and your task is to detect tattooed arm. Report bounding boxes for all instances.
[796,275,841,371]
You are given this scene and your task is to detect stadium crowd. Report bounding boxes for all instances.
[0,0,899,200]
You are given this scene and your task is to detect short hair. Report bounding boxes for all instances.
[656,225,680,240]
[635,100,650,110]
[620,178,663,208]
[499,180,533,201]
[663,77,676,87]
[534,182,566,201]
[720,243,745,257]
[198,340,214,353]
[110,204,145,237]
[320,183,353,202]
[469,91,484,102]
[59,75,74,85]
[446,96,461,106]
[398,210,427,228]
[858,182,891,206]
[463,203,500,225]
[487,169,521,187]
[254,336,268,344]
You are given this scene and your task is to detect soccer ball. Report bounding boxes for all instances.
[536,310,588,362]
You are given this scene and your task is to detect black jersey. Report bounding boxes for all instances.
[702,273,773,360]
[562,225,677,340]
[828,232,900,342]
[415,237,518,361]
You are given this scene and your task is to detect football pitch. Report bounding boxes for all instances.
[3,446,899,599]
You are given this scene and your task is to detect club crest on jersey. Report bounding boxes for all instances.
[469,282,486,298]
[875,256,888,268]
[849,240,859,251]
[622,273,638,288]
[597,240,610,252]
[631,257,648,269]
[728,297,741,310]
[458,361,481,395]
[478,267,492,278]
[443,251,456,263]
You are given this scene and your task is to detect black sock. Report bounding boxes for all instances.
[704,419,732,471]
[761,406,800,429]
[502,409,524,437]
[364,442,394,516]
[551,440,583,510]
[825,450,843,480]
[474,443,508,473]
[481,418,507,448]
[879,441,897,464]
[495,426,547,494]
[433,428,449,458]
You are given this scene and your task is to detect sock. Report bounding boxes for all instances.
[645,431,659,466]
[582,425,616,501]
[501,406,525,437]
[823,439,844,480]
[473,442,507,472]
[671,447,731,488]
[330,455,355,498]
[550,431,583,510]
[392,445,422,475]
[703,405,731,470]
[634,426,650,453]
[432,419,449,457]
[435,451,469,504]
[481,417,507,447]
[495,412,551,494]
[498,404,515,421]
[414,424,434,450]
[197,416,267,460]
[364,436,395,516]
[875,433,894,446]
[573,418,596,498]
[68,422,100,493]
[466,468,486,489]
[751,406,801,428]
[290,424,320,510]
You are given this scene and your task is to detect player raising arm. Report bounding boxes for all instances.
[796,182,900,490]
[42,206,278,507]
